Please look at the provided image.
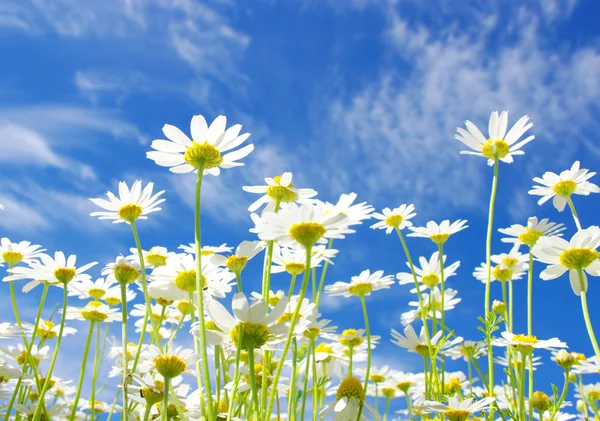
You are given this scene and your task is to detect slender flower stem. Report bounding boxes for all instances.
[438,243,446,394]
[120,282,130,421]
[105,387,120,421]
[348,344,354,375]
[188,292,205,415]
[527,250,534,335]
[70,321,95,421]
[383,396,391,421]
[300,342,312,421]
[375,384,379,414]
[247,347,260,419]
[263,199,281,308]
[267,245,313,417]
[287,273,297,299]
[193,167,214,421]
[519,353,526,421]
[360,295,372,393]
[311,338,318,421]
[315,238,334,307]
[577,268,600,360]
[235,272,243,292]
[90,322,101,421]
[226,330,243,421]
[405,391,413,421]
[312,267,317,303]
[288,339,298,421]
[161,377,170,421]
[566,197,582,231]
[142,405,151,421]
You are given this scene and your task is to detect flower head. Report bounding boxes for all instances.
[424,396,496,421]
[493,332,567,354]
[499,217,566,248]
[90,180,165,224]
[397,251,460,292]
[140,345,200,378]
[408,220,468,245]
[371,204,416,234]
[326,269,395,298]
[242,172,317,212]
[0,238,45,267]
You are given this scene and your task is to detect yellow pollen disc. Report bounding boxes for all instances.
[381,387,396,398]
[512,334,539,344]
[113,263,140,285]
[559,248,599,270]
[153,355,188,378]
[342,328,358,336]
[482,139,510,160]
[277,312,294,324]
[415,344,431,358]
[573,352,586,362]
[177,300,193,315]
[184,141,223,170]
[268,295,281,306]
[303,327,321,340]
[117,203,143,223]
[226,255,248,273]
[587,390,600,401]
[531,391,550,411]
[396,381,412,393]
[54,267,76,284]
[370,374,386,383]
[429,233,449,245]
[501,257,518,268]
[266,176,297,202]
[17,350,40,366]
[81,308,109,322]
[2,251,24,266]
[88,288,106,300]
[315,343,334,354]
[421,273,440,288]
[553,180,577,197]
[140,385,163,405]
[230,322,270,350]
[444,409,471,421]
[446,377,463,394]
[38,321,57,339]
[105,297,121,306]
[492,266,512,282]
[336,376,365,405]
[385,214,403,228]
[289,222,326,249]
[518,228,544,247]
[285,262,305,275]
[147,253,168,267]
[174,270,206,292]
[339,336,363,348]
[348,282,373,297]
[156,298,173,307]
[201,250,215,256]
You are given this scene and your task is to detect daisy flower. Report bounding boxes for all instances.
[250,289,286,307]
[202,292,289,350]
[321,376,378,421]
[406,287,461,321]
[253,203,350,249]
[0,323,17,339]
[493,332,567,353]
[103,285,137,307]
[210,240,265,274]
[391,325,461,357]
[65,301,121,323]
[391,371,421,395]
[408,220,468,245]
[146,114,253,176]
[495,351,542,371]
[69,277,117,301]
[23,319,77,340]
[444,341,487,361]
[0,238,45,267]
[242,172,317,212]
[271,243,338,276]
[322,192,374,226]
[101,256,141,285]
[455,110,534,165]
[89,180,165,224]
[370,204,416,234]
[325,269,395,298]
[397,251,460,292]
[139,345,200,378]
[572,356,600,375]
[355,365,397,384]
[179,242,232,258]
[473,249,529,283]
[128,246,177,268]
[423,396,496,421]
[529,161,600,212]
[532,226,600,295]
[499,217,566,248]
[2,344,50,365]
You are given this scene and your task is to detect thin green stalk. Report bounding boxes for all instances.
[215,345,222,404]
[261,351,270,416]
[188,291,205,415]
[375,384,379,414]
[166,316,185,351]
[69,321,95,421]
[300,343,312,421]
[226,330,243,421]
[266,245,313,417]
[193,167,214,421]
[311,338,318,421]
[577,269,600,360]
[315,238,334,307]
[288,273,297,298]
[312,267,317,303]
[528,356,534,421]
[578,375,589,418]
[161,377,170,421]
[120,282,130,421]
[142,405,151,421]
[247,347,260,419]
[519,353,526,421]
[348,344,354,375]
[90,322,101,421]
[467,360,473,396]
[405,391,413,421]
[566,197,582,231]
[383,396,391,421]
[438,243,446,394]
[359,295,372,394]
[235,272,243,292]
[104,387,120,421]
[263,198,281,308]
[527,250,534,335]
[288,339,298,421]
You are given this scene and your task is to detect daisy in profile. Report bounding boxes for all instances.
[89,180,165,224]
[495,351,542,371]
[455,110,534,165]
[271,243,338,276]
[103,285,137,307]
[69,277,117,301]
[0,238,45,267]
[391,324,461,357]
[444,340,487,361]
[499,216,565,248]
[532,226,600,295]
[423,396,496,421]
[404,288,461,323]
[473,249,529,283]
[408,220,468,245]
[253,203,350,249]
[322,192,374,226]
[128,246,177,268]
[65,302,121,323]
[371,204,416,234]
[321,375,378,421]
[179,242,232,259]
[397,251,460,292]
[101,256,141,285]
[210,240,265,275]
[146,114,252,176]
[23,319,77,340]
[492,332,567,353]
[529,161,599,211]
[326,269,395,298]
[242,172,317,212]
[139,345,200,379]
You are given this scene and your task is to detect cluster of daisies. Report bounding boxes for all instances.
[1,110,599,421]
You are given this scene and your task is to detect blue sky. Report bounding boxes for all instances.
[1,0,600,415]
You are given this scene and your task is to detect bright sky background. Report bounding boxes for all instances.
[1,0,600,417]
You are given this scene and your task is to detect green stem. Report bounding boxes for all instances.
[235,272,243,293]
[120,282,130,421]
[315,238,334,307]
[527,250,533,335]
[247,347,260,419]
[467,359,473,396]
[226,330,243,421]
[519,352,526,421]
[312,267,317,303]
[142,405,151,421]
[70,321,95,421]
[288,273,297,298]
[566,197,582,231]
[311,338,318,421]
[188,291,205,415]
[405,391,413,421]
[288,339,298,421]
[263,199,281,308]
[348,344,354,375]
[90,322,101,421]
[528,356,534,421]
[266,245,313,417]
[360,295,372,394]
[438,243,446,395]
[578,277,600,360]
[375,384,379,414]
[300,342,311,421]
[383,397,390,421]
[161,377,170,421]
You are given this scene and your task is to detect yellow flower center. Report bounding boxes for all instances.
[17,350,40,366]
[445,377,463,395]
[339,329,363,347]
[444,409,471,421]
[492,266,512,282]
[113,263,140,285]
[230,322,270,350]
[88,288,106,300]
[588,390,600,401]
[174,270,206,292]
[117,203,143,223]
[147,252,168,268]
[396,381,412,393]
[277,312,294,324]
[482,139,510,160]
[303,327,321,340]
[512,334,538,344]
[429,233,449,245]
[336,376,365,405]
[421,273,440,288]
[370,374,386,383]
[177,300,193,315]
[153,354,188,378]
[553,180,577,197]
[156,298,173,307]
[289,222,326,249]
[266,175,297,202]
[140,384,163,405]
[559,248,599,270]
[415,344,431,358]
[531,391,550,411]
[518,228,544,247]
[226,255,248,274]
[501,256,518,269]
[285,262,306,276]
[2,251,24,266]
[184,141,223,170]
[38,321,57,339]
[81,301,109,322]
[348,282,373,297]
[315,343,334,354]
[385,214,403,228]
[54,267,76,284]
[205,320,221,331]
[268,295,281,306]
[381,387,396,398]
[105,297,121,307]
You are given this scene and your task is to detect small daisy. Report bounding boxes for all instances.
[355,365,396,384]
[250,289,286,307]
[532,226,600,295]
[103,285,137,307]
[408,220,468,245]
[423,396,496,421]
[69,277,117,301]
[326,269,395,298]
[455,110,534,165]
[65,301,122,323]
[271,243,338,276]
[444,341,487,361]
[572,356,600,375]
[2,344,50,365]
[370,204,416,234]
[406,287,461,321]
[242,172,317,212]
[322,193,374,226]
[23,319,77,340]
[473,249,529,283]
[146,114,253,176]
[0,323,17,339]
[139,345,200,378]
[253,203,350,249]
[179,242,232,258]
[0,238,45,267]
[499,217,566,248]
[128,246,177,268]
[321,376,378,421]
[89,180,165,224]
[391,324,461,357]
[529,161,600,211]
[495,351,542,371]
[210,240,265,274]
[492,332,567,352]
[397,251,460,292]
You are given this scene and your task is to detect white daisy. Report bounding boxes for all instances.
[69,277,117,301]
[146,114,253,176]
[492,332,567,352]
[370,204,416,234]
[408,220,468,245]
[397,251,460,292]
[103,285,137,307]
[529,161,600,211]
[405,287,461,322]
[89,180,165,224]
[495,351,542,371]
[242,172,317,212]
[23,319,77,340]
[391,325,461,356]
[499,217,566,248]
[65,301,122,323]
[321,376,378,421]
[210,240,265,274]
[455,110,534,165]
[0,238,45,266]
[443,341,487,361]
[128,246,177,268]
[423,396,496,420]
[532,226,600,295]
[138,345,200,378]
[179,242,232,258]
[473,249,529,283]
[271,243,338,275]
[322,192,374,226]
[326,269,395,298]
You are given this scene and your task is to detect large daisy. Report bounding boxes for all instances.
[532,226,600,295]
[529,161,600,211]
[397,251,460,292]
[242,172,317,212]
[455,110,534,165]
[492,332,567,352]
[499,216,566,248]
[423,396,496,421]
[408,220,468,245]
[326,269,395,298]
[0,238,45,267]
[146,114,252,176]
